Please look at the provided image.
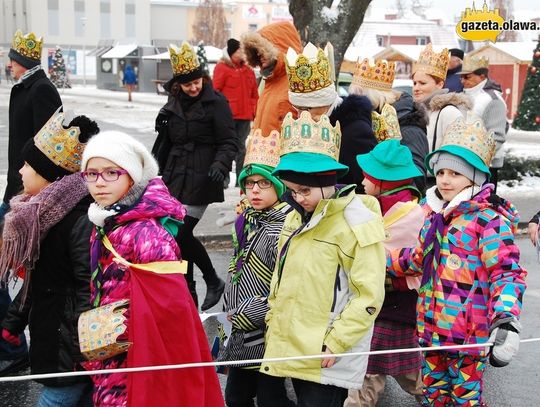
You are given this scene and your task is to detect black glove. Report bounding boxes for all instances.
[208,166,226,183]
[155,113,169,133]
[489,318,521,367]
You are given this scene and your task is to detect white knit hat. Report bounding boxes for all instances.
[429,151,487,186]
[81,131,158,184]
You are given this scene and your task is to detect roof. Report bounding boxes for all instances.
[468,42,535,63]
[101,44,138,59]
[142,45,223,62]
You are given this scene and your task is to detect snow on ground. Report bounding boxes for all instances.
[498,175,540,194]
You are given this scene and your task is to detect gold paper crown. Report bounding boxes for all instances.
[412,43,449,80]
[372,103,402,142]
[244,130,281,168]
[11,30,43,61]
[34,110,87,173]
[168,41,200,76]
[352,58,396,91]
[441,114,496,167]
[280,111,341,160]
[461,55,489,73]
[285,42,333,93]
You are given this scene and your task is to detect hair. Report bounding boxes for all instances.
[170,72,212,97]
[472,68,489,77]
[412,71,445,85]
[67,116,100,143]
[348,84,401,111]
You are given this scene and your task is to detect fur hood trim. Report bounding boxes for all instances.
[241,31,279,69]
[429,92,473,112]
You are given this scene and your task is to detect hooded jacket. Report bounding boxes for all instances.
[242,21,302,135]
[261,185,386,389]
[83,178,223,407]
[388,185,527,354]
[213,49,259,120]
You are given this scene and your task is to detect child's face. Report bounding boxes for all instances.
[84,157,133,207]
[244,175,278,210]
[361,177,381,197]
[283,180,331,213]
[435,168,473,202]
[19,162,50,196]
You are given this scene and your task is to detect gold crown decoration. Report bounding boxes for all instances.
[244,129,281,168]
[412,43,449,80]
[285,42,333,93]
[11,30,43,61]
[372,103,402,142]
[168,41,200,76]
[352,58,396,91]
[461,55,490,73]
[280,111,341,160]
[34,110,87,173]
[441,114,496,166]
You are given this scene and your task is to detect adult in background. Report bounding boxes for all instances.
[444,48,464,93]
[213,38,259,187]
[154,41,237,311]
[0,29,61,377]
[241,21,302,136]
[458,55,508,192]
[122,64,137,102]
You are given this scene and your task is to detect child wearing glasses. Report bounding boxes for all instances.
[345,139,424,406]
[217,130,295,407]
[80,131,224,406]
[0,111,98,406]
[260,112,386,406]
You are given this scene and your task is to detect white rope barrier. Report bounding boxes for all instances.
[1,337,539,383]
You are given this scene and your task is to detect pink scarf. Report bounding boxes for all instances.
[0,173,89,299]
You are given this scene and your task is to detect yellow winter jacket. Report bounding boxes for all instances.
[261,187,386,389]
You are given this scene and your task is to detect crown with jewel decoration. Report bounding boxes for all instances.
[280,111,341,160]
[441,114,496,167]
[412,43,449,80]
[460,55,490,74]
[372,103,402,142]
[168,41,200,76]
[352,58,396,91]
[34,110,87,173]
[11,30,43,61]
[244,129,281,168]
[285,42,333,94]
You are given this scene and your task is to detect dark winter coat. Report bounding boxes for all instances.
[213,51,258,120]
[393,92,429,194]
[444,65,464,93]
[157,82,237,205]
[330,95,377,193]
[4,69,62,203]
[3,197,92,387]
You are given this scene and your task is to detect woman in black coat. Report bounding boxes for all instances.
[154,57,237,311]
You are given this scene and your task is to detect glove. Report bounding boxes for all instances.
[489,319,521,367]
[208,166,226,183]
[2,328,21,346]
[154,113,169,133]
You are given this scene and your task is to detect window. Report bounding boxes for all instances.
[48,0,59,36]
[125,0,136,38]
[100,0,111,38]
[376,35,385,47]
[248,24,258,32]
[74,0,85,37]
[416,36,428,45]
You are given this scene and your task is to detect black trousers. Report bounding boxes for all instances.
[291,378,347,407]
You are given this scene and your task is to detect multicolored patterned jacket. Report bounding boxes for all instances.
[388,184,527,354]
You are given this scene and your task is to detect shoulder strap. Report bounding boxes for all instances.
[431,108,445,152]
[102,235,187,274]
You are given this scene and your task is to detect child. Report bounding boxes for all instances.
[80,131,224,407]
[260,111,387,406]
[388,115,527,406]
[345,139,424,406]
[218,129,295,407]
[0,111,99,406]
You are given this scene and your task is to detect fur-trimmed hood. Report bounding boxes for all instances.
[241,21,301,69]
[428,91,473,112]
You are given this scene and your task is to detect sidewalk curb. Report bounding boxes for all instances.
[196,233,233,250]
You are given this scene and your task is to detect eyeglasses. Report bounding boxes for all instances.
[461,74,474,80]
[288,187,312,198]
[81,169,129,182]
[244,179,273,189]
[292,105,313,112]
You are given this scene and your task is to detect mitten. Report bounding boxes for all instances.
[208,166,226,183]
[489,318,521,367]
[2,328,21,346]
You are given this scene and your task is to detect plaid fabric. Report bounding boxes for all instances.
[366,320,422,376]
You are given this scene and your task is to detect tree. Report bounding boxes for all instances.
[513,39,540,131]
[192,0,228,48]
[49,46,71,89]
[197,41,210,75]
[289,0,372,72]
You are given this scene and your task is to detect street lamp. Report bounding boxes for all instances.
[81,16,87,86]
